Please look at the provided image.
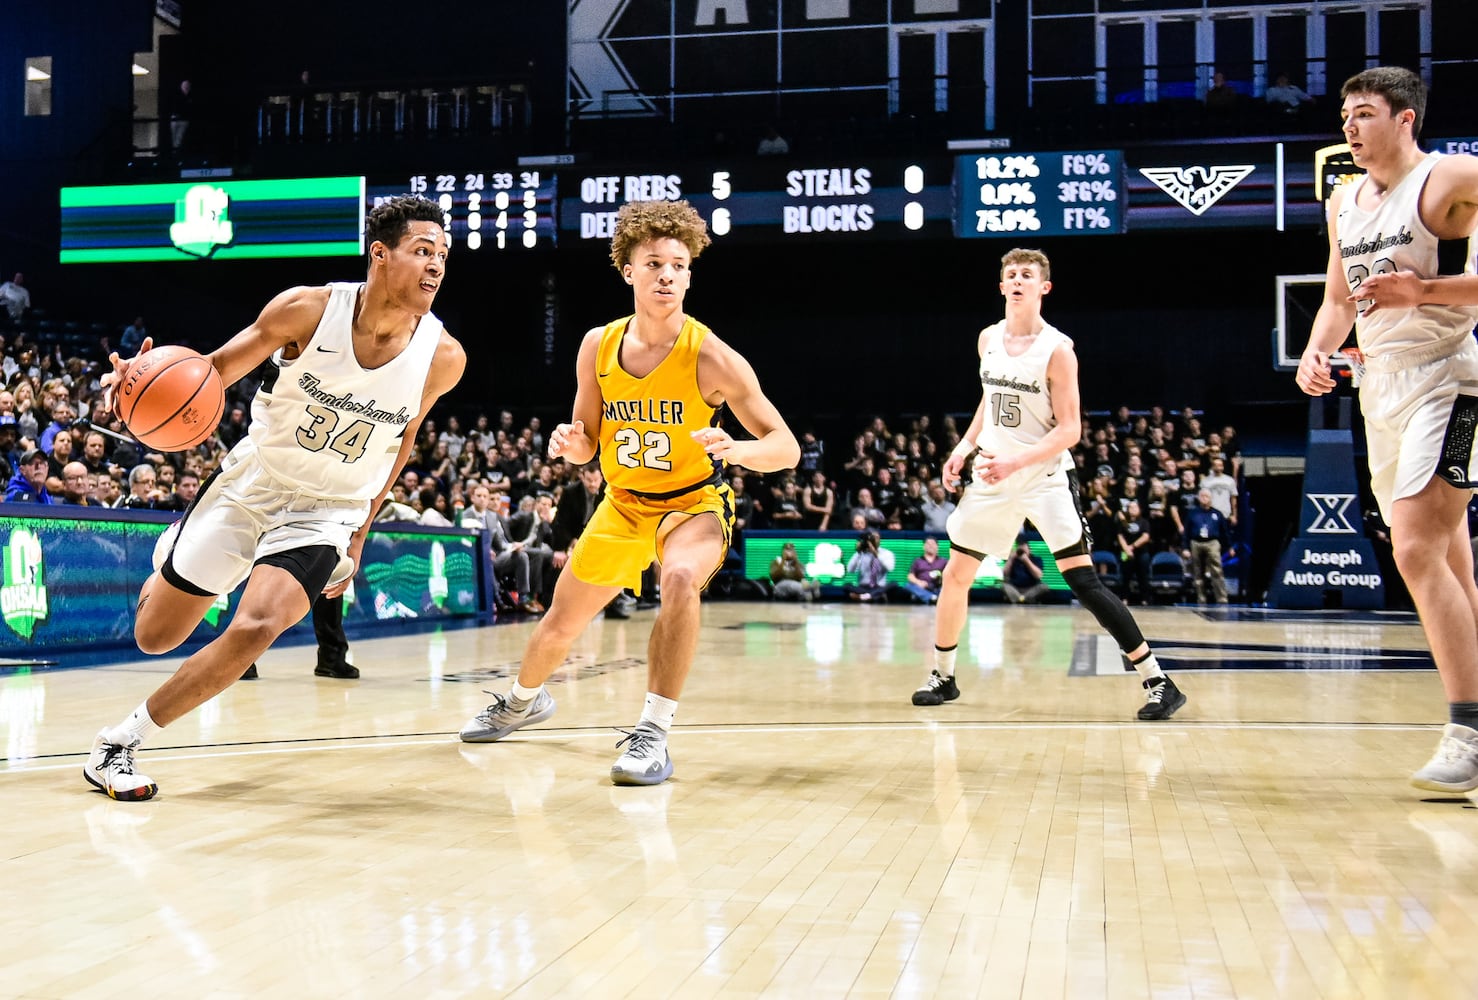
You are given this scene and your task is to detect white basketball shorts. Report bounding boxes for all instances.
[945,465,1089,560]
[1360,337,1478,522]
[152,450,367,597]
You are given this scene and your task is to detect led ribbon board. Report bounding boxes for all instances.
[60,176,366,263]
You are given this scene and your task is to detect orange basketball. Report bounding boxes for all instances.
[116,345,226,452]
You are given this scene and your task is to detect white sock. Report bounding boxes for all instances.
[640,692,678,733]
[509,680,542,710]
[934,645,958,677]
[107,701,160,747]
[1131,652,1165,684]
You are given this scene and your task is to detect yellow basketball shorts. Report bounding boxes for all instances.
[568,482,735,593]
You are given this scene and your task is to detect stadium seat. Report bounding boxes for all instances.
[1091,550,1124,595]
[1148,551,1188,603]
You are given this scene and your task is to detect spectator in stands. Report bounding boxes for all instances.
[798,429,824,476]
[1118,474,1144,511]
[424,441,456,492]
[756,124,790,156]
[729,472,758,537]
[78,429,114,478]
[1219,424,1243,477]
[1205,72,1239,118]
[94,473,122,507]
[44,427,74,492]
[1178,434,1204,473]
[769,542,817,601]
[462,484,542,614]
[173,470,201,510]
[38,398,73,451]
[508,492,557,607]
[0,416,21,472]
[1155,455,1180,489]
[12,380,39,441]
[1174,466,1197,510]
[896,475,926,530]
[1199,455,1238,525]
[1145,478,1183,550]
[169,79,194,154]
[0,273,31,323]
[801,470,834,530]
[770,478,805,528]
[921,480,954,534]
[1002,538,1049,605]
[1085,494,1120,558]
[6,449,53,503]
[872,466,901,524]
[217,403,249,449]
[1116,499,1153,602]
[1184,488,1229,604]
[120,317,148,357]
[119,463,167,509]
[1265,73,1314,114]
[901,536,948,604]
[843,451,877,507]
[58,461,103,506]
[850,486,886,530]
[417,484,454,526]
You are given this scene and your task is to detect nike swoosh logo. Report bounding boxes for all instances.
[597,371,611,377]
[316,346,338,354]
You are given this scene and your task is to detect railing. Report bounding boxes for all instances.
[254,82,532,145]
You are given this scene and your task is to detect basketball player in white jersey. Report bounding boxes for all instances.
[1296,66,1478,793]
[911,248,1186,720]
[84,195,466,800]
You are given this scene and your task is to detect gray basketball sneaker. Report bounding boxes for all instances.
[1411,723,1478,793]
[459,688,556,743]
[610,724,673,786]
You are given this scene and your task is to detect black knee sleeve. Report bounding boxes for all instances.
[1062,566,1145,653]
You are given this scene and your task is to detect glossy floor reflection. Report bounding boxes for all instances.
[3,602,1475,999]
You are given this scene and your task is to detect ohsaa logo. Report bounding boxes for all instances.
[1139,165,1255,216]
[2,528,49,640]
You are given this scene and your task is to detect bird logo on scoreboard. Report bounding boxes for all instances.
[1139,164,1255,217]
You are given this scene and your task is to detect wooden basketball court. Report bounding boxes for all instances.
[4,602,1475,999]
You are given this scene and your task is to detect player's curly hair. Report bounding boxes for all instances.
[609,200,711,272]
[1341,66,1426,139]
[366,195,445,255]
[1000,248,1051,281]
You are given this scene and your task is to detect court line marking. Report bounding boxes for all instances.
[2,719,1449,774]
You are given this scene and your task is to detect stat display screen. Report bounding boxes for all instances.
[559,160,955,243]
[952,151,1125,237]
[366,170,557,250]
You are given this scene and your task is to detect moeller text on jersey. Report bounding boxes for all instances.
[602,398,686,425]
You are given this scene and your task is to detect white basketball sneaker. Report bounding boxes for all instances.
[1411,723,1478,793]
[84,731,158,801]
[610,723,673,786]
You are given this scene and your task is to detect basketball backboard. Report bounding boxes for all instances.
[1273,273,1354,372]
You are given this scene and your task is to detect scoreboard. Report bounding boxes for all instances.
[68,137,1381,264]
[366,169,557,251]
[558,160,955,243]
[952,151,1125,237]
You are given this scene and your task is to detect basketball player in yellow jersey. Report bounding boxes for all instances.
[460,200,799,785]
